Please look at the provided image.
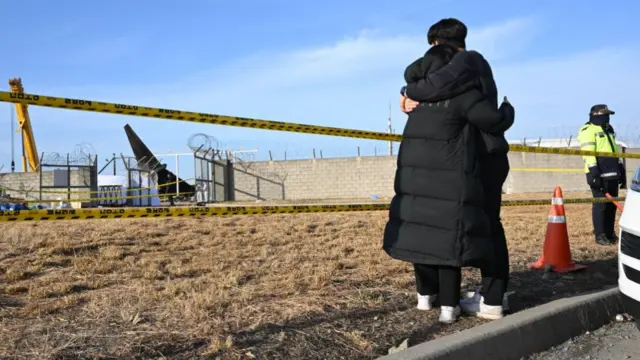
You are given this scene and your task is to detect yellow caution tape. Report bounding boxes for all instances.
[508,144,639,159]
[0,91,399,141]
[0,197,625,222]
[0,178,195,195]
[1,91,638,159]
[510,168,583,173]
[0,203,389,222]
[502,197,625,207]
[11,191,195,204]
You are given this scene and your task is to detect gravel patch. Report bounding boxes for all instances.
[526,320,639,360]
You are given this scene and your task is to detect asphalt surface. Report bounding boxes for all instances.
[527,320,640,360]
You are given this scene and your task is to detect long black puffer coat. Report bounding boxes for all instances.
[383,45,514,267]
[402,48,515,263]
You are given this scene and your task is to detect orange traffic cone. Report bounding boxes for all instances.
[527,186,587,273]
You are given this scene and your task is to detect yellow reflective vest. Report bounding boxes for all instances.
[577,122,622,179]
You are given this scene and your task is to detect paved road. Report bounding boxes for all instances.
[527,320,640,360]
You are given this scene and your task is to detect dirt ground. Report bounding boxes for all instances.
[0,194,622,360]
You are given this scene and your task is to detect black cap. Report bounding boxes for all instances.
[589,104,615,115]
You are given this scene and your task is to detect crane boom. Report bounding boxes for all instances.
[9,78,39,172]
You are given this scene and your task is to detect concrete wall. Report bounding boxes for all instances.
[230,148,640,201]
[0,168,96,202]
[504,152,585,194]
[233,166,286,201]
[4,149,635,204]
[232,156,396,201]
[505,147,639,193]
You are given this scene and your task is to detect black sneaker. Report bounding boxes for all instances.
[606,233,618,244]
[595,234,614,245]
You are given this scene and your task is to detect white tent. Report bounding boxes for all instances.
[97,175,161,206]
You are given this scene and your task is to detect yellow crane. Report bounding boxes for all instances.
[9,78,39,172]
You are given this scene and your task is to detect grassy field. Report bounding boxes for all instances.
[0,193,621,359]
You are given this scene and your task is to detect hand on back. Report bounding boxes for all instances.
[499,96,513,111]
[400,95,420,113]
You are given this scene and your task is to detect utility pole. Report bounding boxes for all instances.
[387,102,393,156]
[10,106,15,172]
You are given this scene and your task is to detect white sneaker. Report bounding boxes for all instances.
[439,306,461,323]
[416,293,437,310]
[460,295,503,320]
[463,289,511,311]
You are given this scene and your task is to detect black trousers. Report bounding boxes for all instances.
[479,154,510,306]
[414,263,461,307]
[590,179,620,237]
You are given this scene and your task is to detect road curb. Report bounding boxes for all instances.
[377,287,623,360]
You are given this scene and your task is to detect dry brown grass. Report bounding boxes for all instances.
[0,193,621,359]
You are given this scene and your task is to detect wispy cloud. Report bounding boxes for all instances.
[31,17,538,106]
[4,14,640,170]
[466,17,540,61]
[187,17,538,93]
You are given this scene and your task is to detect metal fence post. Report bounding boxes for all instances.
[67,153,71,201]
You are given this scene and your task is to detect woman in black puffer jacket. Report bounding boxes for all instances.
[383,44,514,323]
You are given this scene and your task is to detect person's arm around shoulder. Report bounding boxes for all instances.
[405,51,478,102]
[463,90,514,133]
[404,57,425,84]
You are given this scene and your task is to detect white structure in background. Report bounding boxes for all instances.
[153,148,258,194]
[97,174,161,206]
[155,152,193,196]
[124,146,259,204]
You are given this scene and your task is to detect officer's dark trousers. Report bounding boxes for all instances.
[590,179,619,237]
[479,154,510,307]
[414,263,461,307]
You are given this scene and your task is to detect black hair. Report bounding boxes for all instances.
[427,24,438,46]
[427,18,467,49]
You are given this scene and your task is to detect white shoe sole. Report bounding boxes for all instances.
[460,298,504,320]
[476,312,504,320]
[460,308,503,320]
[462,290,514,311]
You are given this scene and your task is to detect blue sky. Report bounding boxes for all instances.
[1,0,639,179]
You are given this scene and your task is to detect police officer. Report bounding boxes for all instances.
[578,104,627,245]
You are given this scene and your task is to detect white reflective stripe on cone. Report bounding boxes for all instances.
[551,197,564,205]
[548,215,566,223]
